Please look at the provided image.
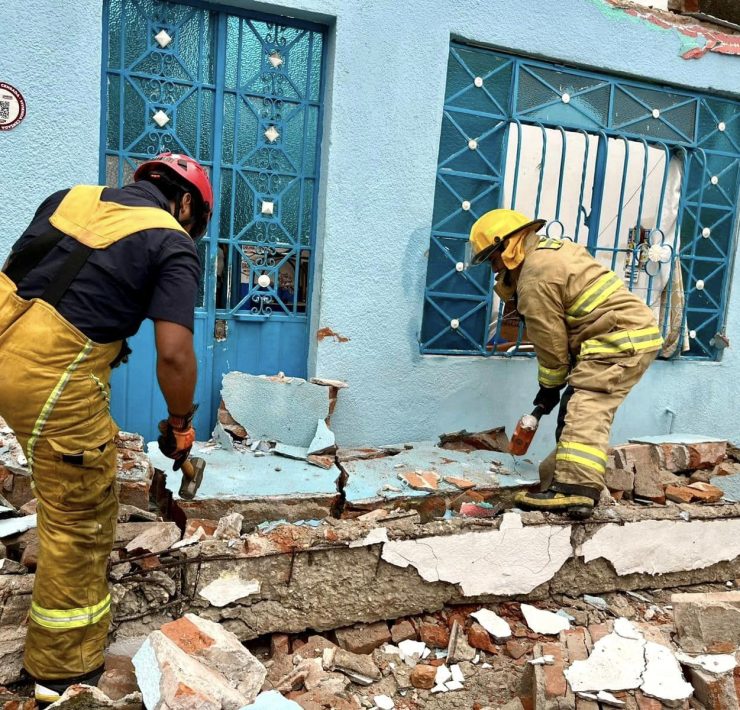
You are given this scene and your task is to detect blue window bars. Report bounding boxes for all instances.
[421,43,740,360]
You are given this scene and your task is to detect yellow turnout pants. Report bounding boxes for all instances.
[539,350,657,492]
[0,273,120,680]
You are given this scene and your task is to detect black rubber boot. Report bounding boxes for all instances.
[34,666,104,708]
[514,482,600,519]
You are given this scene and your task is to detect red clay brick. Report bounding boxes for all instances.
[419,622,450,649]
[160,617,215,654]
[561,628,589,662]
[409,664,436,689]
[541,642,566,699]
[468,623,497,653]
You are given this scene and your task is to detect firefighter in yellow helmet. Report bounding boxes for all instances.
[0,154,212,706]
[468,209,662,518]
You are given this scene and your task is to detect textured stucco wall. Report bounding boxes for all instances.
[1,0,739,452]
[0,1,103,249]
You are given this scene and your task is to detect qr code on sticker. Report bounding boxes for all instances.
[0,100,9,122]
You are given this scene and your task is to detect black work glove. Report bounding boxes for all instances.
[533,385,563,415]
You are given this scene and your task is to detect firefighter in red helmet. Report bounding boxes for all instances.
[0,153,212,706]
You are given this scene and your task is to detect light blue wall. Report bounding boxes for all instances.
[1,0,739,454]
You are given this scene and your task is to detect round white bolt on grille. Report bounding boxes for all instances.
[561,93,571,104]
[696,279,705,291]
[154,29,173,48]
[450,319,460,329]
[702,227,711,238]
[474,76,483,88]
[455,262,465,272]
[647,244,668,263]
[257,274,271,288]
[711,175,719,185]
[652,109,660,119]
[718,122,726,132]
[468,139,478,150]
[461,200,471,211]
[689,329,697,339]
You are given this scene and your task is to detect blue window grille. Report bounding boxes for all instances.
[421,42,740,360]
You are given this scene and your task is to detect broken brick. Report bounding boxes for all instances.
[505,640,529,660]
[271,634,291,658]
[334,621,390,655]
[561,627,589,662]
[468,623,497,653]
[687,481,724,503]
[443,476,476,490]
[665,486,696,504]
[97,668,139,701]
[184,519,218,538]
[418,622,449,649]
[438,427,508,453]
[541,642,566,699]
[125,522,180,555]
[605,467,634,492]
[409,664,437,689]
[399,470,439,492]
[686,667,738,710]
[390,619,416,644]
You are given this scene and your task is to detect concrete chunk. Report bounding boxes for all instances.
[335,621,391,655]
[672,591,740,653]
[221,372,330,448]
[160,614,266,703]
[125,522,180,555]
[685,666,739,710]
[133,630,250,709]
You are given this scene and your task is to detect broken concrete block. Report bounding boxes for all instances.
[335,621,391,655]
[273,443,309,461]
[48,684,142,708]
[0,626,27,685]
[633,464,665,502]
[605,467,634,492]
[521,605,570,635]
[672,591,740,653]
[410,663,436,689]
[160,614,266,703]
[712,473,740,503]
[124,522,179,555]
[685,666,739,710]
[0,558,27,575]
[133,629,250,709]
[221,372,330,448]
[322,647,381,685]
[447,620,476,663]
[687,481,724,503]
[214,513,243,540]
[399,470,439,492]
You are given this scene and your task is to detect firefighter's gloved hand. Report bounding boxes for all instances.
[158,419,196,471]
[533,385,563,415]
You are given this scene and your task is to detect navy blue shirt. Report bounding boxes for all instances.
[5,181,201,343]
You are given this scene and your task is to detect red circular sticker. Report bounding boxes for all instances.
[0,82,26,131]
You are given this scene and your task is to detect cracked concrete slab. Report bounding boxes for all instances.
[580,518,740,575]
[381,514,572,596]
[342,443,539,506]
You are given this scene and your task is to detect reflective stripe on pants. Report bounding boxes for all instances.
[24,438,118,680]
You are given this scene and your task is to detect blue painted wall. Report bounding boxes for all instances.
[1,0,739,454]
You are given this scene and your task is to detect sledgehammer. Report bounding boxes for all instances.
[178,456,206,500]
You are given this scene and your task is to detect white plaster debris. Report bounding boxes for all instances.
[0,514,36,538]
[597,691,626,707]
[348,527,389,548]
[445,680,464,691]
[581,518,740,575]
[565,620,646,692]
[171,526,206,550]
[640,641,693,702]
[521,604,570,635]
[529,656,555,666]
[374,695,394,709]
[499,512,523,530]
[450,664,464,683]
[434,665,452,686]
[382,524,572,595]
[199,576,261,607]
[471,609,512,640]
[397,640,429,666]
[481,662,492,669]
[675,651,737,675]
[566,619,693,703]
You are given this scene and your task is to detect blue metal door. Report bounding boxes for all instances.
[101,0,325,439]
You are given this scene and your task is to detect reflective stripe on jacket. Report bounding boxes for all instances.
[514,234,662,388]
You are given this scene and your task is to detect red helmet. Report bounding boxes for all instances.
[135,153,213,233]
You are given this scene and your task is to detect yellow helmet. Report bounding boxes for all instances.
[468,209,545,265]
